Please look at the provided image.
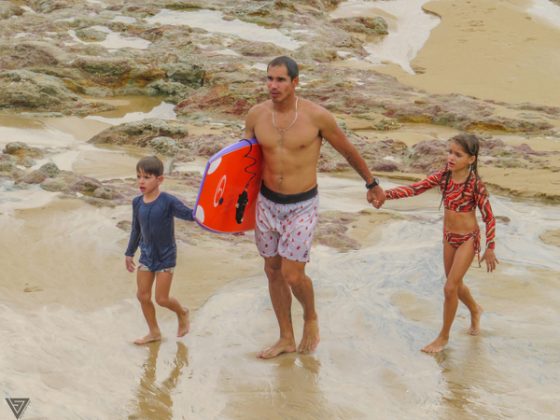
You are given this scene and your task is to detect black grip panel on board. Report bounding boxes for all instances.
[235,190,249,224]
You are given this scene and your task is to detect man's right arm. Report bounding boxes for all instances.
[316,107,386,208]
[244,105,258,139]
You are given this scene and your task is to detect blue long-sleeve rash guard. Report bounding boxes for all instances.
[125,192,194,271]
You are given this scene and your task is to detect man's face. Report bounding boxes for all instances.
[266,65,298,103]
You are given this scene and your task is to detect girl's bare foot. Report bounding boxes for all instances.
[257,338,296,359]
[421,336,449,353]
[134,333,161,345]
[177,307,190,337]
[468,305,483,336]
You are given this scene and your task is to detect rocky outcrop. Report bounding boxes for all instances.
[4,41,71,68]
[88,118,189,148]
[0,1,24,19]
[0,70,111,114]
[27,0,72,13]
[176,84,265,118]
[315,211,361,252]
[0,0,557,208]
[332,16,388,36]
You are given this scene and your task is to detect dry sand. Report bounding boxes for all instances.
[376,0,560,107]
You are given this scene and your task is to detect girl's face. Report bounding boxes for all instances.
[447,141,476,172]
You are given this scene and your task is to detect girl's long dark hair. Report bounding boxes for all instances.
[441,133,481,207]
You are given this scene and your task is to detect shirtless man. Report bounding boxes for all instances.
[244,56,386,359]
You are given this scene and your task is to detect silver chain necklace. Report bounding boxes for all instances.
[272,97,299,135]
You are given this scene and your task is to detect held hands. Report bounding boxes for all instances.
[480,249,499,272]
[367,185,386,209]
[125,256,136,273]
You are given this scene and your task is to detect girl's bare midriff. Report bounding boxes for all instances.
[444,209,479,233]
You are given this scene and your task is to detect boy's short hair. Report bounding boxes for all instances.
[136,156,164,177]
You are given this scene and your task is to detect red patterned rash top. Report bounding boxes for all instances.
[385,168,496,250]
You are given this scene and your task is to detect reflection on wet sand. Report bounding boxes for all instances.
[224,355,333,420]
[433,338,492,418]
[128,341,188,420]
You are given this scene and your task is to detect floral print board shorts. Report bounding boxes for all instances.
[255,190,319,263]
[138,264,175,273]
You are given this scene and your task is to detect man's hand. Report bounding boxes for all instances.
[125,256,136,273]
[480,249,499,272]
[367,185,386,209]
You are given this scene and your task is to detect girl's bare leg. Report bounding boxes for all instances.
[423,239,476,353]
[443,243,483,335]
[459,284,483,335]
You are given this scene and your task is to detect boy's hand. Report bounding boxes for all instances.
[480,249,499,273]
[125,256,136,273]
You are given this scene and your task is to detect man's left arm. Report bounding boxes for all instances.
[319,110,385,208]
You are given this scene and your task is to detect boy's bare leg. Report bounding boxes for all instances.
[135,270,161,345]
[258,256,297,359]
[155,271,190,337]
[423,240,475,353]
[282,259,320,355]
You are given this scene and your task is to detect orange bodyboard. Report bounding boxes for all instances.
[194,138,262,233]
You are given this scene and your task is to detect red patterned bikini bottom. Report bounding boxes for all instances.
[444,229,481,264]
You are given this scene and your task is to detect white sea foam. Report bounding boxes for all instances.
[67,26,151,50]
[332,0,440,74]
[85,102,176,125]
[528,0,560,28]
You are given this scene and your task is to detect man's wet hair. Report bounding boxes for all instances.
[267,56,299,80]
[136,156,164,177]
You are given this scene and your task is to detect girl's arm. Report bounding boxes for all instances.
[476,181,496,250]
[477,180,499,272]
[385,170,444,200]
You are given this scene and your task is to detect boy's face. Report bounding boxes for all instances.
[137,170,163,195]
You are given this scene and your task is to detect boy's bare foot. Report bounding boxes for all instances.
[468,305,483,336]
[177,307,190,337]
[421,336,448,353]
[134,333,161,345]
[298,319,320,354]
[257,338,297,359]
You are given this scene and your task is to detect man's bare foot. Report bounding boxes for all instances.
[177,307,190,337]
[298,319,320,354]
[468,305,483,336]
[421,336,448,353]
[133,333,161,345]
[257,338,296,359]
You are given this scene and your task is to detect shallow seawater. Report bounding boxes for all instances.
[1,168,558,418]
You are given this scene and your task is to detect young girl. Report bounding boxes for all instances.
[384,133,498,353]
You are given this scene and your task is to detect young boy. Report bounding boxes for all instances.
[125,156,194,345]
